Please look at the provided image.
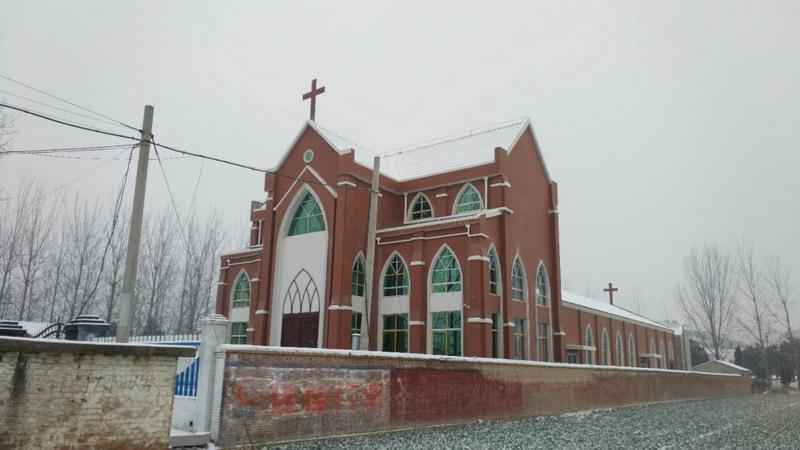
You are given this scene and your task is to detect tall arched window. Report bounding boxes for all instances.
[650,338,657,368]
[431,248,461,293]
[231,273,251,308]
[628,334,637,367]
[511,257,526,301]
[351,255,365,296]
[288,192,325,236]
[408,193,433,220]
[601,328,611,365]
[660,339,666,369]
[615,331,625,366]
[488,248,500,295]
[535,264,548,306]
[454,184,482,213]
[383,254,409,296]
[584,325,595,364]
[668,341,675,362]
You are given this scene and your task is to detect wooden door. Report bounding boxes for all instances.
[281,312,319,348]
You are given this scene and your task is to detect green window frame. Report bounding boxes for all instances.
[432,311,462,356]
[601,329,611,365]
[514,318,526,360]
[288,192,325,236]
[409,194,433,220]
[616,331,625,366]
[351,312,363,336]
[537,321,550,362]
[431,248,461,293]
[382,313,408,352]
[488,249,499,295]
[566,350,579,364]
[535,265,548,306]
[454,184,482,213]
[584,325,595,364]
[230,322,248,344]
[628,334,637,368]
[231,274,251,308]
[383,255,409,296]
[352,255,365,296]
[511,258,525,301]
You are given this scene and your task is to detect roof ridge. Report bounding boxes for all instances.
[380,117,528,158]
[314,122,376,154]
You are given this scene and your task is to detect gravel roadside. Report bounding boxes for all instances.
[274,393,800,449]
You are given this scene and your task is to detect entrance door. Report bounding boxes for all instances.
[279,269,321,348]
[281,312,319,347]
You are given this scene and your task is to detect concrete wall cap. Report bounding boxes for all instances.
[0,336,195,358]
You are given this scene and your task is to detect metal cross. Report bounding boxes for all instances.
[603,282,618,304]
[302,78,326,121]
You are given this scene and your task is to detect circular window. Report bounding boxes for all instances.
[303,149,314,163]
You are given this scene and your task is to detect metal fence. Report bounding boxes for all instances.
[91,334,201,397]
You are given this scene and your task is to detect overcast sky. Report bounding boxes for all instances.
[1,1,798,327]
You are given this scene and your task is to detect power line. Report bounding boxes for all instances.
[0,74,139,131]
[0,144,135,155]
[0,89,129,130]
[9,152,189,161]
[152,142,190,248]
[0,147,132,202]
[1,101,379,194]
[0,102,141,142]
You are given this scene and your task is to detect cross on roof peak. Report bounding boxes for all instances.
[302,78,326,122]
[603,282,618,305]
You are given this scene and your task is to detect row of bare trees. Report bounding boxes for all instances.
[0,180,229,336]
[675,242,796,378]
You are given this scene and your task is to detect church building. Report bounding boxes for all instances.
[215,112,677,368]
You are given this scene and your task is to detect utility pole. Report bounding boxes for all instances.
[116,105,154,342]
[363,156,380,350]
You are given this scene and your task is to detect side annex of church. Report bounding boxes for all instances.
[215,118,680,369]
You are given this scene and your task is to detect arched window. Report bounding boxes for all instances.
[535,264,548,306]
[511,257,526,301]
[351,255,365,296]
[650,338,657,368]
[601,328,611,365]
[431,248,461,293]
[383,254,409,296]
[288,192,325,236]
[628,334,637,367]
[231,273,250,308]
[488,248,500,295]
[615,331,625,366]
[408,193,433,220]
[668,341,675,361]
[454,184,482,213]
[584,325,595,364]
[660,339,666,369]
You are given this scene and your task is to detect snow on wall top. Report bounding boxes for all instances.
[310,118,531,182]
[561,291,672,333]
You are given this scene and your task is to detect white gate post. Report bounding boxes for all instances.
[196,314,230,434]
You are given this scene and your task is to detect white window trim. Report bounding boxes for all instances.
[406,192,435,223]
[452,182,485,215]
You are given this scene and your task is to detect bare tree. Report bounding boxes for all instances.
[675,243,737,359]
[60,196,106,319]
[175,212,223,333]
[0,181,31,317]
[766,255,794,341]
[735,242,771,378]
[135,212,177,335]
[16,185,56,320]
[103,211,128,324]
[0,105,15,152]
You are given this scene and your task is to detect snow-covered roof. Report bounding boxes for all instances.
[693,359,751,373]
[280,118,538,183]
[561,291,672,333]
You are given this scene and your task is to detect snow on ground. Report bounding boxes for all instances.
[274,394,800,449]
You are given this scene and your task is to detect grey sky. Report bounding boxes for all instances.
[1,1,798,326]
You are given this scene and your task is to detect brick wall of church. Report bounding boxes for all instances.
[215,346,750,447]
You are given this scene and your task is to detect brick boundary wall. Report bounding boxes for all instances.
[214,346,751,447]
[0,337,194,449]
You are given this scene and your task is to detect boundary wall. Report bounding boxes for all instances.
[0,337,194,449]
[212,346,751,447]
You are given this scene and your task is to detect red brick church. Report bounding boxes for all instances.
[215,94,678,369]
